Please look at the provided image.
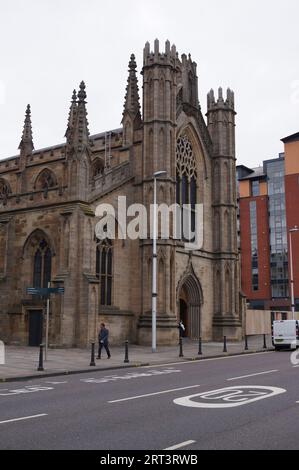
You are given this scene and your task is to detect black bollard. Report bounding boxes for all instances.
[37,344,44,372]
[198,337,203,356]
[245,335,249,351]
[90,342,96,367]
[124,341,129,363]
[223,336,227,353]
[263,334,267,350]
[179,337,184,358]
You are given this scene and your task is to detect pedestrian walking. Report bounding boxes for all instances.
[97,323,111,359]
[178,319,185,338]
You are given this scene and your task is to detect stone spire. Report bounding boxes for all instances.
[65,89,78,144]
[122,54,141,125]
[68,81,90,156]
[19,104,34,156]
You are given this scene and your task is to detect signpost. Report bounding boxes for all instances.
[26,284,64,360]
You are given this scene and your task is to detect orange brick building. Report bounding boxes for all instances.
[282,132,299,309]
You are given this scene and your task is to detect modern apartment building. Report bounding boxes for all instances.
[237,132,299,312]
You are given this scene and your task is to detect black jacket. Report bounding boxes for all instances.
[99,328,109,345]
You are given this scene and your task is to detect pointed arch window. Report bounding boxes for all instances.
[33,239,52,289]
[182,174,189,205]
[176,87,183,109]
[96,239,113,306]
[93,158,104,178]
[159,78,165,118]
[36,169,57,191]
[0,178,11,201]
[176,135,197,241]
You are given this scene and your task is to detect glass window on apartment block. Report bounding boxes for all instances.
[250,201,259,291]
[266,157,289,298]
[251,180,260,197]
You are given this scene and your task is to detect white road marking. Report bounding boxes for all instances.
[83,369,181,385]
[142,352,275,369]
[0,386,53,396]
[164,440,196,451]
[174,386,286,409]
[45,381,68,385]
[109,385,201,404]
[0,414,48,425]
[227,370,279,381]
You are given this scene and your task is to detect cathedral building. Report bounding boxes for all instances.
[0,40,244,347]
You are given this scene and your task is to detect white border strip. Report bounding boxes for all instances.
[164,440,196,450]
[109,385,201,404]
[227,370,278,381]
[142,352,274,369]
[0,414,48,425]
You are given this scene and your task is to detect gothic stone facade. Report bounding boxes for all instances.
[0,40,243,347]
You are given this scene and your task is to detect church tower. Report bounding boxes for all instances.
[207,88,242,340]
[141,39,177,180]
[137,40,179,345]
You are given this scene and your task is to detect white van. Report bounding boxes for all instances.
[272,320,299,351]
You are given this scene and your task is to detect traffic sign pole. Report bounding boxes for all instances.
[26,285,64,361]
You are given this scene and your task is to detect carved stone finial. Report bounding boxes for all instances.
[19,104,34,156]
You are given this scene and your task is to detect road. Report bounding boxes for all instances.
[0,350,299,450]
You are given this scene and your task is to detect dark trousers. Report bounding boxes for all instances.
[98,342,111,358]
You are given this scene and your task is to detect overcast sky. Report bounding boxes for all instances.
[0,0,298,167]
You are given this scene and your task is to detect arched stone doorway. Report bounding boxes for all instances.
[177,273,202,340]
[22,229,55,347]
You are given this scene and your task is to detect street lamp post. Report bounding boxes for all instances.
[45,281,51,361]
[152,171,167,353]
[289,226,299,320]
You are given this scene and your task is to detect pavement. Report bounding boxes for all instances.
[0,335,273,382]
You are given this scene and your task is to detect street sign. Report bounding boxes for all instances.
[27,287,48,296]
[27,287,64,295]
[47,287,65,294]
